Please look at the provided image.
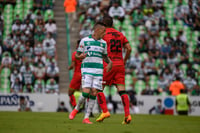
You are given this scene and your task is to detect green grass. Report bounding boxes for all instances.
[0,112,200,133]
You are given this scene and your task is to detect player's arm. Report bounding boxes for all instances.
[103,54,112,72]
[68,61,75,70]
[123,42,132,65]
[75,52,87,60]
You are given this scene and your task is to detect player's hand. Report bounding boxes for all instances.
[79,53,87,59]
[106,62,112,72]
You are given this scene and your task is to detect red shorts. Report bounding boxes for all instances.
[69,72,82,90]
[103,65,125,86]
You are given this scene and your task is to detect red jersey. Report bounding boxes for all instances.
[103,28,129,66]
[72,51,82,73]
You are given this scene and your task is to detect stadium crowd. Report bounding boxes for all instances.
[76,0,200,96]
[0,0,200,96]
[0,0,59,94]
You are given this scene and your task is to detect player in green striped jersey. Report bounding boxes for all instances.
[69,22,112,124]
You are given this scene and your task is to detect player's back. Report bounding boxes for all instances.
[103,28,128,66]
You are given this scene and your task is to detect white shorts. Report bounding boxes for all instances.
[81,74,103,90]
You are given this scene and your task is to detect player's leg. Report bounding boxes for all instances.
[115,66,131,124]
[83,88,98,124]
[68,73,81,108]
[69,75,91,120]
[96,68,113,122]
[116,85,131,124]
[68,88,76,108]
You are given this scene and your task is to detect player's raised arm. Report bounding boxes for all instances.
[123,42,132,65]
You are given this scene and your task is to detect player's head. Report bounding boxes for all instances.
[93,21,106,39]
[102,15,113,27]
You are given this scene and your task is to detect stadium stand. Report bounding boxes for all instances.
[0,0,200,96]
[0,0,58,94]
[76,0,200,96]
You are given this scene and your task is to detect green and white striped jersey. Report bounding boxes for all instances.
[77,35,107,77]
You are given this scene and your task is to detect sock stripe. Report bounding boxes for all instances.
[89,95,96,100]
[82,92,89,98]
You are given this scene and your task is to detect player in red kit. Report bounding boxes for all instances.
[68,40,82,108]
[96,16,132,124]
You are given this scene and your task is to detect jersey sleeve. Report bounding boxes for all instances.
[77,39,84,53]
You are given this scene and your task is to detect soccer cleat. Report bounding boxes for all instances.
[82,118,93,124]
[69,109,78,120]
[96,111,110,122]
[122,115,132,124]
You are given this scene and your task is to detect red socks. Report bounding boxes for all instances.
[97,92,108,113]
[121,94,130,117]
[69,95,76,107]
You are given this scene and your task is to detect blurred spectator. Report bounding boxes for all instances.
[34,54,47,65]
[87,2,100,22]
[128,52,142,69]
[133,62,147,83]
[153,0,165,11]
[0,13,3,41]
[3,33,14,54]
[130,9,144,29]
[46,60,59,82]
[173,0,185,24]
[161,66,173,83]
[43,32,56,47]
[149,98,165,114]
[1,52,12,69]
[20,62,34,85]
[10,67,22,84]
[45,78,59,94]
[22,44,34,63]
[64,0,77,31]
[23,83,34,93]
[156,75,169,95]
[33,62,46,80]
[34,0,43,9]
[21,19,34,35]
[144,57,157,76]
[34,20,45,43]
[172,64,184,80]
[167,52,178,70]
[122,0,134,15]
[34,42,44,56]
[18,96,31,112]
[10,77,23,93]
[34,79,45,93]
[57,101,69,112]
[12,19,22,33]
[160,38,171,59]
[141,83,154,95]
[159,14,168,31]
[79,21,92,38]
[108,1,125,31]
[184,8,196,28]
[169,76,185,96]
[148,20,159,37]
[175,89,191,115]
[44,19,57,37]
[186,63,197,79]
[183,76,197,94]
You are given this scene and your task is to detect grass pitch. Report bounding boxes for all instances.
[0,112,200,133]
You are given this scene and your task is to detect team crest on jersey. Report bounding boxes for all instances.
[100,43,103,47]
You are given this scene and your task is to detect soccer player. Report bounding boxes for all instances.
[96,16,132,124]
[69,22,112,124]
[68,40,82,108]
